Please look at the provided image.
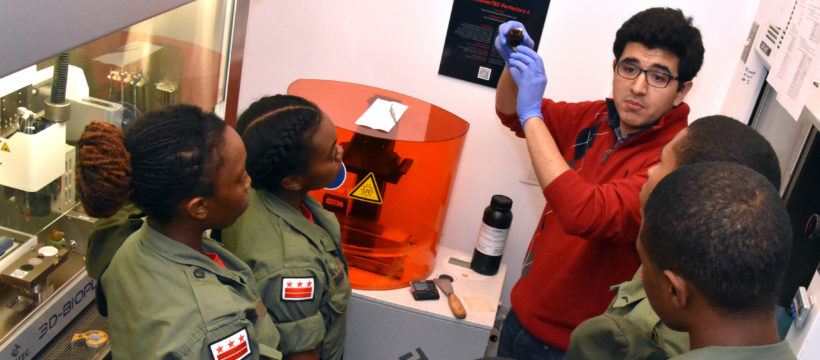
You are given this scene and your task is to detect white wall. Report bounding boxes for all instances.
[238,0,760,307]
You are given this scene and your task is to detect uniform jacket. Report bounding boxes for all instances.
[85,203,144,281]
[221,188,351,360]
[497,98,688,350]
[565,266,689,359]
[102,222,282,359]
[670,341,797,360]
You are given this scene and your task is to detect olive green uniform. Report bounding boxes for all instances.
[221,189,351,360]
[670,341,796,360]
[565,266,689,360]
[85,203,144,280]
[102,222,282,359]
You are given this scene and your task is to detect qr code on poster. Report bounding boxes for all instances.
[477,66,491,80]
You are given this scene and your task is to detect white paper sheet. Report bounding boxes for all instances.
[768,0,820,120]
[354,98,408,132]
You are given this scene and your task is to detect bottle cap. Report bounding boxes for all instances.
[490,194,512,211]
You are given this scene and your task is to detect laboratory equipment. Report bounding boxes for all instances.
[0,0,248,358]
[291,79,470,290]
[746,11,820,355]
[470,194,512,276]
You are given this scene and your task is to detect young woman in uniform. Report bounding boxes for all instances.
[219,95,351,360]
[77,105,281,359]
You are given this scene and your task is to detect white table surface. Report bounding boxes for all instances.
[351,245,507,330]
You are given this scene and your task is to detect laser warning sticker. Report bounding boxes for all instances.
[1,143,9,152]
[348,172,382,204]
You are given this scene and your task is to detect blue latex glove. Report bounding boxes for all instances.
[494,21,536,66]
[508,46,547,127]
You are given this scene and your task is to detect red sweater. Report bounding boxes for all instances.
[499,99,688,350]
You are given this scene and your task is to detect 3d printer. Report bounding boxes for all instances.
[292,80,470,291]
[0,55,101,360]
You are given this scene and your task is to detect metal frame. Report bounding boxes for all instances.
[223,0,249,127]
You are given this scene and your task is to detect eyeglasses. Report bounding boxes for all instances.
[615,60,680,88]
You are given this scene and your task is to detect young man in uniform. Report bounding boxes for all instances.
[639,162,795,359]
[493,8,704,358]
[564,115,782,359]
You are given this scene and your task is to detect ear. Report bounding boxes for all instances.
[663,269,689,309]
[280,175,304,192]
[185,196,209,221]
[672,81,693,106]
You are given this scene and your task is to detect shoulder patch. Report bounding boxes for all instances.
[209,328,251,360]
[282,277,315,301]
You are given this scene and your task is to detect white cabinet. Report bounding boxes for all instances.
[345,246,506,359]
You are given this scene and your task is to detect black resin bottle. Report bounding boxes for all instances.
[470,195,513,275]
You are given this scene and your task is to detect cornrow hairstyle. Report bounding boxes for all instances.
[613,7,704,88]
[642,162,792,314]
[239,96,322,192]
[236,94,314,135]
[77,105,227,224]
[674,115,781,189]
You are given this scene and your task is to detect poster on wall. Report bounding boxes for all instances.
[438,0,549,88]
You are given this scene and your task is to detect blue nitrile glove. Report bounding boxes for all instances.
[494,21,536,66]
[508,46,547,127]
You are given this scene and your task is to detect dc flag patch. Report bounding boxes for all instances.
[282,277,315,301]
[209,328,251,360]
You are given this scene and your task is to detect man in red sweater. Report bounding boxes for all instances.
[493,8,704,359]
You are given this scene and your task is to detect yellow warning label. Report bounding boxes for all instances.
[0,143,9,152]
[348,172,382,204]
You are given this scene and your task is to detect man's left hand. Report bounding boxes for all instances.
[508,46,547,128]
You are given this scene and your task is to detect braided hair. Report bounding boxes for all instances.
[236,94,313,135]
[239,95,322,192]
[76,121,131,218]
[77,105,227,224]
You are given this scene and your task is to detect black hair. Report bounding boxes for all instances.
[613,7,704,87]
[77,104,227,223]
[675,115,781,188]
[641,162,792,314]
[236,94,314,135]
[238,95,322,192]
